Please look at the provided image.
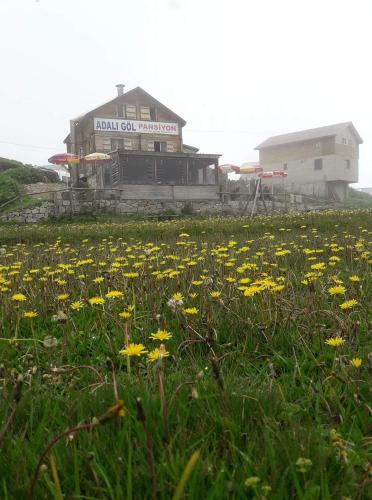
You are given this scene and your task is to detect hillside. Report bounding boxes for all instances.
[0,157,60,210]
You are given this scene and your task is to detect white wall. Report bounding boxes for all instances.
[262,153,357,196]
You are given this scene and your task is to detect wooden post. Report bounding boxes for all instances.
[69,185,73,219]
[250,179,260,217]
[214,160,219,185]
[154,158,157,183]
[186,158,189,185]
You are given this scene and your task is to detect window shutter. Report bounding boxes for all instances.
[140,106,151,120]
[166,142,175,152]
[147,141,155,152]
[126,105,137,119]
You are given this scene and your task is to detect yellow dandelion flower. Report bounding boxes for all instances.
[11,293,27,302]
[106,290,124,299]
[123,272,139,279]
[119,311,132,320]
[149,330,172,341]
[328,285,346,295]
[183,307,199,315]
[23,311,38,318]
[88,296,105,305]
[350,358,362,368]
[93,277,104,283]
[349,275,360,282]
[55,279,67,286]
[210,291,221,298]
[119,343,148,357]
[311,262,326,270]
[225,277,236,283]
[339,299,358,310]
[57,293,69,301]
[71,301,84,311]
[148,345,169,362]
[172,292,183,301]
[324,336,345,347]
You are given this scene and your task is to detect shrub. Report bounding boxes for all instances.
[181,201,195,215]
[0,166,44,206]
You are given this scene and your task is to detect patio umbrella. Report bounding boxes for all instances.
[83,152,111,162]
[48,153,81,165]
[219,164,240,174]
[240,166,263,174]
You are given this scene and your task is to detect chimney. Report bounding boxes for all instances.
[116,84,125,96]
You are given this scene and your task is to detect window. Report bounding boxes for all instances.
[117,105,125,118]
[150,107,157,120]
[314,158,323,170]
[126,105,137,119]
[154,141,167,152]
[140,106,151,120]
[342,138,347,145]
[167,142,176,152]
[314,142,321,148]
[346,159,350,169]
[283,163,288,171]
[124,138,133,150]
[103,139,111,151]
[111,139,124,150]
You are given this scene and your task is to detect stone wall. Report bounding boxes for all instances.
[54,197,233,216]
[0,202,56,223]
[0,193,299,223]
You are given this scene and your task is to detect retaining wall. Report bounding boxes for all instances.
[1,194,296,224]
[0,202,56,223]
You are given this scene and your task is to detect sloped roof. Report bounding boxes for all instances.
[183,144,199,153]
[64,86,187,144]
[255,122,363,150]
[72,86,186,126]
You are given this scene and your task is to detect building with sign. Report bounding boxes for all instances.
[255,122,363,201]
[64,85,220,200]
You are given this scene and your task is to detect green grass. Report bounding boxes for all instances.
[0,210,371,499]
[0,165,44,207]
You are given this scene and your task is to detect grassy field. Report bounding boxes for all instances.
[0,210,371,499]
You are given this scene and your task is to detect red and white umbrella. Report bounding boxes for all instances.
[48,153,81,165]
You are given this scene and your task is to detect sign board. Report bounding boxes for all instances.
[94,117,179,136]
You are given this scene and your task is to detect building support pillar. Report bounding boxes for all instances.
[186,158,189,185]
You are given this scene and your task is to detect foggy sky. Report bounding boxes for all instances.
[1,0,371,187]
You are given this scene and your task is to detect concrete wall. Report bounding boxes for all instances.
[261,153,357,200]
[259,125,360,199]
[259,137,335,163]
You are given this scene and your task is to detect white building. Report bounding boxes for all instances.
[255,122,363,201]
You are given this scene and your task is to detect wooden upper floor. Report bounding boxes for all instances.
[65,86,187,156]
